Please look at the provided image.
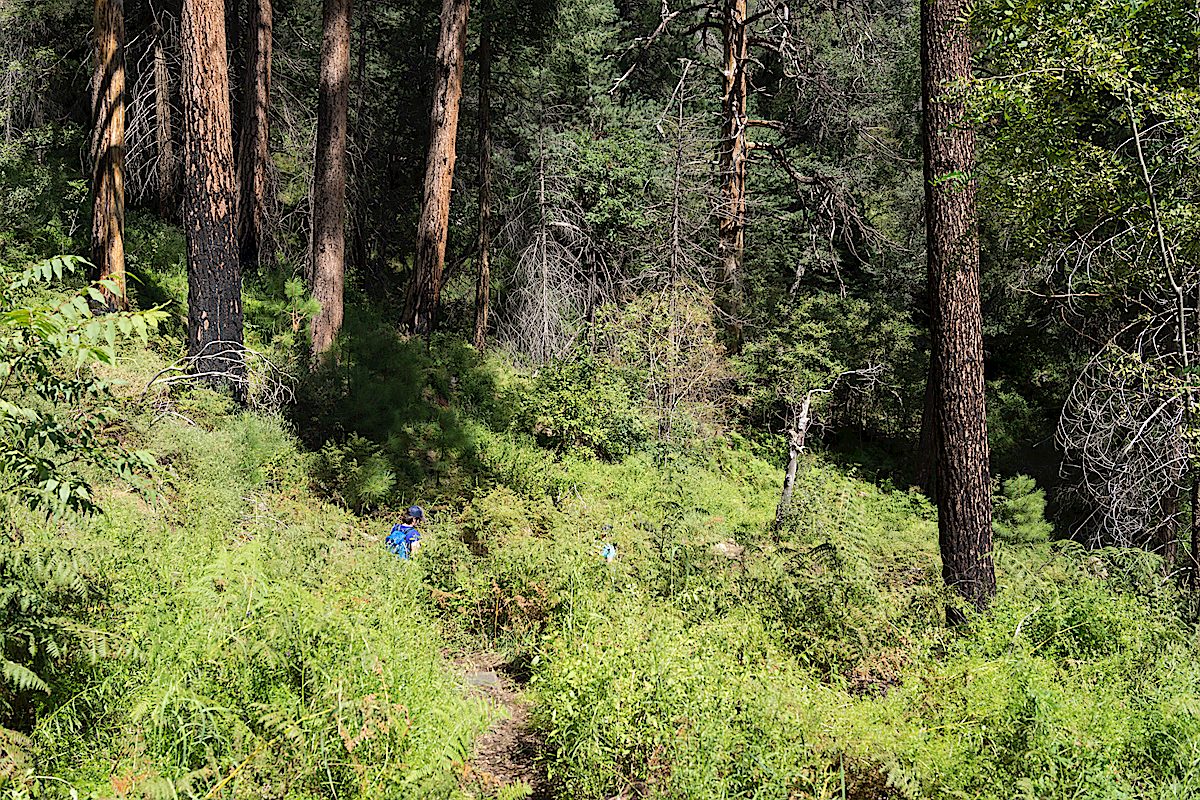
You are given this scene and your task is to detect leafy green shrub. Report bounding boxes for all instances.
[520,353,648,459]
[993,474,1053,544]
[313,433,396,512]
[0,255,164,518]
[457,486,551,554]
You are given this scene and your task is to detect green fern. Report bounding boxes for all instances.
[2,660,48,694]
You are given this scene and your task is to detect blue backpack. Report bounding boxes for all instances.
[386,523,421,559]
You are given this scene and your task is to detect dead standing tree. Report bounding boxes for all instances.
[1044,98,1200,580]
[124,12,181,214]
[1059,343,1189,561]
[499,132,604,364]
[775,364,883,525]
[631,61,727,440]
[612,1,881,346]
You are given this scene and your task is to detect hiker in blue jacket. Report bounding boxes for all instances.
[386,506,425,559]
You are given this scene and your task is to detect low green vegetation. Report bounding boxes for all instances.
[6,248,1200,798]
[1,144,1198,800]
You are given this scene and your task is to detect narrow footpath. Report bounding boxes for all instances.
[456,652,552,799]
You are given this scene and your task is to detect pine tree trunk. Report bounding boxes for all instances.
[153,17,176,216]
[404,0,471,335]
[90,0,127,311]
[181,0,245,389]
[309,0,351,357]
[473,0,492,351]
[237,0,272,272]
[921,0,995,622]
[717,0,748,348]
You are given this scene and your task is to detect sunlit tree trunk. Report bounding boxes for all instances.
[181,0,245,388]
[921,0,995,622]
[237,0,272,272]
[153,16,175,216]
[404,0,470,335]
[90,0,127,310]
[473,0,492,350]
[309,0,351,356]
[716,0,748,347]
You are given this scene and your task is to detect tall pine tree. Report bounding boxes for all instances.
[403,0,470,335]
[181,0,245,388]
[921,0,996,621]
[309,0,351,356]
[90,0,127,310]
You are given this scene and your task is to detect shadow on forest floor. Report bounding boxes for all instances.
[289,302,520,507]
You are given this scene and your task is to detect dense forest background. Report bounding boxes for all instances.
[2,0,1200,796]
[7,0,1196,545]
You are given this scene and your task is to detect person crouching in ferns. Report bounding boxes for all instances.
[386,506,425,559]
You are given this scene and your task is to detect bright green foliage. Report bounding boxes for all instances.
[993,474,1054,544]
[0,255,166,744]
[519,353,649,459]
[11,407,488,798]
[0,255,165,518]
[313,433,397,513]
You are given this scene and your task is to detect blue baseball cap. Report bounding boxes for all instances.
[407,506,425,520]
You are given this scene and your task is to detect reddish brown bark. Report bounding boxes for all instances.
[90,0,128,311]
[716,0,748,347]
[473,1,492,350]
[237,0,272,272]
[309,0,351,356]
[181,0,245,387]
[921,0,995,622]
[404,0,471,335]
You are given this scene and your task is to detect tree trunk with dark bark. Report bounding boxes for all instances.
[404,0,470,335]
[717,0,748,348]
[90,0,128,311]
[237,0,272,273]
[154,17,176,216]
[921,0,995,623]
[473,0,491,350]
[181,0,245,389]
[309,0,351,356]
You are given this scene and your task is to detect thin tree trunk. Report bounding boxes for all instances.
[716,0,748,348]
[309,0,351,357]
[237,0,272,273]
[473,0,491,350]
[181,0,245,389]
[775,394,813,526]
[1191,474,1199,590]
[404,0,471,335]
[916,358,938,493]
[90,0,127,311]
[153,16,175,217]
[921,0,995,622]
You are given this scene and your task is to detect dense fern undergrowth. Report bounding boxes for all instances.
[4,181,1200,800]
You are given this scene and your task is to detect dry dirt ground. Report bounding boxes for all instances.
[454,651,552,799]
